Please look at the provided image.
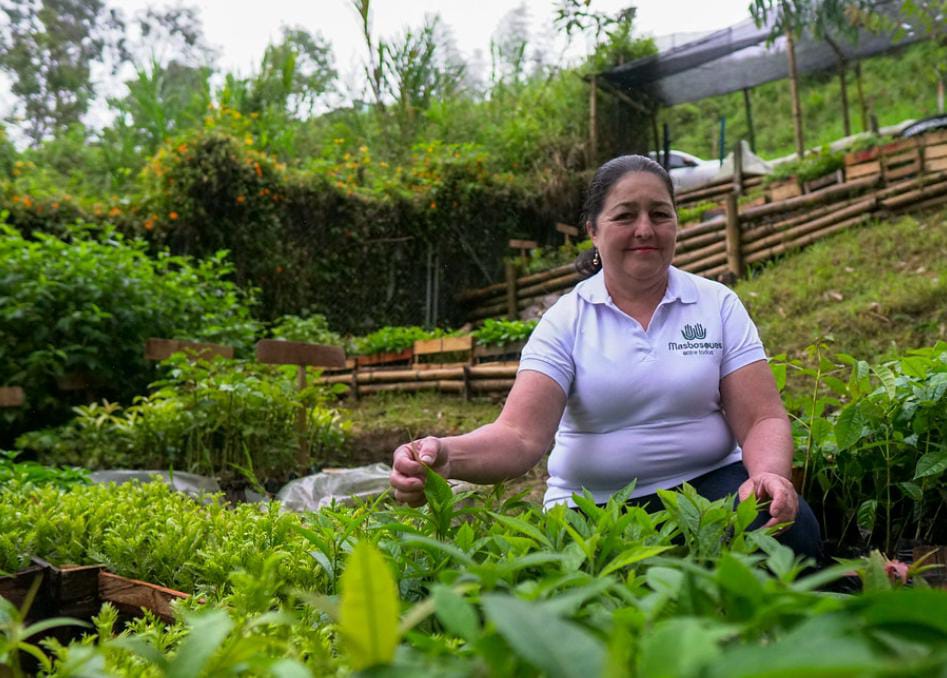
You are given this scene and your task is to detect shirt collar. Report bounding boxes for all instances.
[576,266,698,306]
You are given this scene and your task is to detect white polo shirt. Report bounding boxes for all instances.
[518,266,766,508]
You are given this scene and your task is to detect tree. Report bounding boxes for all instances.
[750,0,874,157]
[248,27,337,118]
[0,0,125,145]
[491,4,530,85]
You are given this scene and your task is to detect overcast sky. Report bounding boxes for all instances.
[110,0,755,78]
[2,1,757,138]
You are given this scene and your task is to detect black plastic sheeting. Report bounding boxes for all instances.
[601,2,923,106]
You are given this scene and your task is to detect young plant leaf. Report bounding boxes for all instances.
[481,594,605,678]
[339,541,400,671]
[914,450,947,479]
[432,585,480,642]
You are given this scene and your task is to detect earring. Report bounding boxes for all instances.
[592,248,601,268]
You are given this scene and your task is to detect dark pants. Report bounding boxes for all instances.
[624,461,822,562]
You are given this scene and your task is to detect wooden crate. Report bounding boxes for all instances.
[0,558,191,626]
[0,386,24,407]
[473,341,526,364]
[255,339,345,368]
[144,338,234,361]
[414,335,473,365]
[766,178,802,202]
[355,347,414,368]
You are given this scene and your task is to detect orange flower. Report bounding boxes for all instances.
[275,265,284,273]
[177,143,188,154]
[169,211,179,221]
[429,201,437,210]
[21,196,32,208]
[236,195,246,205]
[144,219,155,231]
[259,188,270,196]
[254,162,263,178]
[108,206,122,217]
[52,202,60,210]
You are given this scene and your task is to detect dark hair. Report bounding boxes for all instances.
[576,155,676,277]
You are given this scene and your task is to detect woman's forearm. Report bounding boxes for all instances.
[739,415,793,479]
[442,420,547,484]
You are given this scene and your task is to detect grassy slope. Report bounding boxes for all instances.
[736,205,947,363]
[342,205,947,461]
[659,42,942,160]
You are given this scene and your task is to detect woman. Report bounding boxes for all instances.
[390,155,821,559]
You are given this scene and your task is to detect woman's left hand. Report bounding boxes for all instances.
[738,472,798,529]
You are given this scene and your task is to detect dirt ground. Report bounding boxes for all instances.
[332,391,549,504]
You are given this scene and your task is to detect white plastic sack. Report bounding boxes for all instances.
[712,140,773,182]
[277,462,393,511]
[276,462,481,512]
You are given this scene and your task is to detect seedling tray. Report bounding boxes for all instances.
[0,556,190,624]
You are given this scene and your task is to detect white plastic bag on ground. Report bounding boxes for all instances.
[276,462,480,512]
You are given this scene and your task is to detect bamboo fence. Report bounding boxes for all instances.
[461,129,947,323]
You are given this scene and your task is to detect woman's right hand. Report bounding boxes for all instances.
[390,436,450,506]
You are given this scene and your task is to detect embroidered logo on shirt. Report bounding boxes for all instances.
[681,323,707,341]
[668,322,721,355]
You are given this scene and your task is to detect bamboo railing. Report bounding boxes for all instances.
[461,130,947,323]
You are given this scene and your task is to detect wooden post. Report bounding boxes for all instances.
[462,365,471,402]
[589,75,598,165]
[724,192,744,279]
[254,340,346,470]
[785,25,805,159]
[296,365,308,464]
[504,260,519,321]
[825,37,850,137]
[742,88,756,153]
[855,60,868,132]
[651,113,661,161]
[556,223,579,246]
[733,140,744,194]
[508,239,537,268]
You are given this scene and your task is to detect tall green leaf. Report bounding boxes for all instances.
[339,541,400,670]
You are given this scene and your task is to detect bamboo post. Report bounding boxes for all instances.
[505,260,519,321]
[785,25,805,159]
[296,365,308,463]
[742,88,756,153]
[825,37,851,138]
[724,192,744,279]
[462,365,471,402]
[855,61,868,132]
[651,113,661,161]
[733,140,744,194]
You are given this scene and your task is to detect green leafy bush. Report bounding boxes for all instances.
[16,354,349,482]
[774,342,947,552]
[0,221,259,442]
[766,147,845,186]
[270,313,344,347]
[677,199,721,225]
[0,450,88,489]
[473,318,537,346]
[352,325,451,356]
